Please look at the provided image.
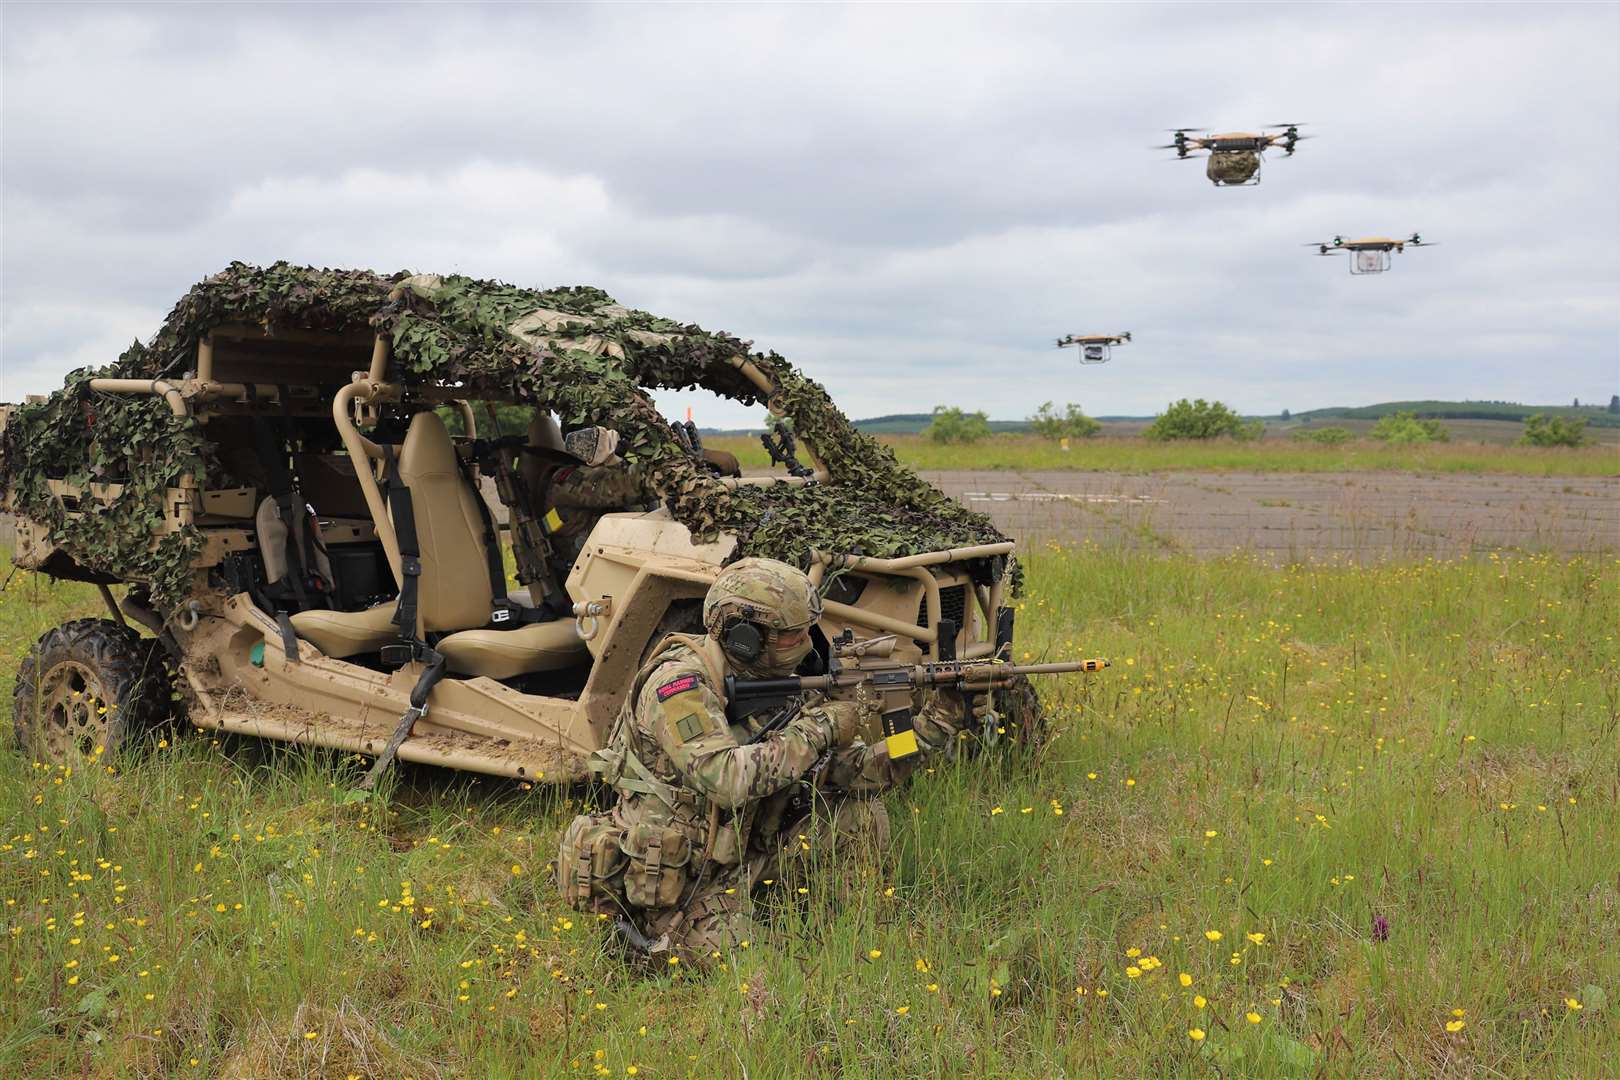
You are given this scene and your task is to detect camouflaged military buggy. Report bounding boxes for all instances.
[1,263,1025,781]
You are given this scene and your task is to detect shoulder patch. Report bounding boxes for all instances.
[655,674,701,701]
[673,711,707,743]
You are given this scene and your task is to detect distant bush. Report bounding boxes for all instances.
[1368,411,1450,445]
[1293,426,1351,445]
[1518,414,1593,448]
[924,405,992,444]
[1027,401,1102,441]
[1144,399,1262,441]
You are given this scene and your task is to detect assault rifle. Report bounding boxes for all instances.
[725,642,1108,759]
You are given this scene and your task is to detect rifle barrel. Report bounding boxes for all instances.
[727,659,1109,700]
[993,660,1110,676]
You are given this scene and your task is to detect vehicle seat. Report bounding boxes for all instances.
[289,602,396,659]
[289,412,588,678]
[437,622,587,680]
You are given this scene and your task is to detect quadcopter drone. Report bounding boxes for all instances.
[1307,233,1435,274]
[1056,332,1130,365]
[1158,124,1309,186]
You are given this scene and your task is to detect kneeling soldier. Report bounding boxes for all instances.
[557,557,963,964]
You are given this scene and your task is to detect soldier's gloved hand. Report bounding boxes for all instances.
[819,701,867,748]
[910,686,968,754]
[852,680,884,719]
[563,426,620,467]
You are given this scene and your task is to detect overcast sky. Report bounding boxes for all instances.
[4,3,1617,428]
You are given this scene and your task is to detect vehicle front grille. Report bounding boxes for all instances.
[917,584,967,632]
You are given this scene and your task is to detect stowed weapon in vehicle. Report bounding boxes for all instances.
[759,422,814,479]
[465,420,590,617]
[726,628,1109,760]
[481,441,571,614]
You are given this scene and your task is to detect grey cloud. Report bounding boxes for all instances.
[3,2,1616,417]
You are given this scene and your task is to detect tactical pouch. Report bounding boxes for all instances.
[557,813,628,914]
[710,820,744,866]
[621,823,693,909]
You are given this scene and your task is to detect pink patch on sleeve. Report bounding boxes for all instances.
[655,674,700,701]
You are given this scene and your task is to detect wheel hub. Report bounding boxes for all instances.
[36,660,113,761]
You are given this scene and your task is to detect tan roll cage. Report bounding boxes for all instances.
[86,329,996,653]
[807,542,1014,659]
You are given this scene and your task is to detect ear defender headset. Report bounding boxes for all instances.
[720,614,767,664]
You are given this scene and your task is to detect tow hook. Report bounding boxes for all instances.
[573,597,612,641]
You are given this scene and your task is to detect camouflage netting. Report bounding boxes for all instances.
[1,372,210,607]
[2,262,1006,611]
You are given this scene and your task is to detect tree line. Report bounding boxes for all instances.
[923,400,1600,447]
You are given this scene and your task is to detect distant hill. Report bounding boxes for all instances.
[1294,401,1620,429]
[700,400,1620,435]
[702,413,1037,435]
[847,413,1032,434]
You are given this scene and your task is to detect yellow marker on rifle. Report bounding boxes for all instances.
[883,717,920,759]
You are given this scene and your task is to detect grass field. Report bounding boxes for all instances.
[707,433,1620,478]
[2,547,1617,1078]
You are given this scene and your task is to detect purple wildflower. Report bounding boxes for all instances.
[1372,914,1390,942]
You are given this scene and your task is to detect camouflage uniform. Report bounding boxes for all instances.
[557,559,965,964]
[522,419,652,572]
[543,462,650,567]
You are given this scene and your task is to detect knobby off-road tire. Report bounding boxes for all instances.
[638,601,706,667]
[13,619,173,763]
[997,673,1046,748]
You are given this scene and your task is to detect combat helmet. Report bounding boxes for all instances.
[704,558,821,675]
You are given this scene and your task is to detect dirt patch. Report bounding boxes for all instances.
[920,470,1619,560]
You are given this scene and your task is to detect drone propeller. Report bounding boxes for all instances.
[1165,127,1211,133]
[1264,122,1310,129]
[1121,332,1133,342]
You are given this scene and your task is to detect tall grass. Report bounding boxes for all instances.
[2,548,1616,1077]
[707,433,1620,477]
